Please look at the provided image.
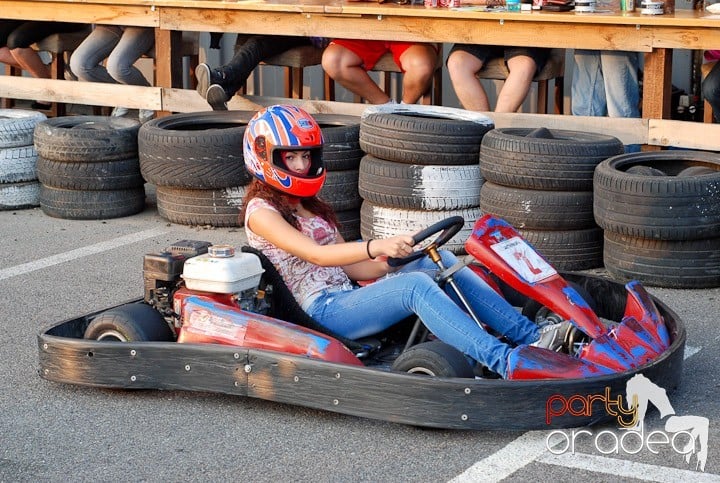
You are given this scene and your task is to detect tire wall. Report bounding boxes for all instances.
[358,105,494,254]
[479,127,623,271]
[0,109,46,211]
[137,112,364,230]
[594,151,720,288]
[33,116,145,220]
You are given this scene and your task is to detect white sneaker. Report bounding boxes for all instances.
[111,107,130,117]
[530,321,573,352]
[139,109,155,123]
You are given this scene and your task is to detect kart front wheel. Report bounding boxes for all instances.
[391,341,475,378]
[84,303,175,342]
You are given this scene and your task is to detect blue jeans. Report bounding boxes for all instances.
[69,25,154,86]
[571,50,640,118]
[702,61,720,123]
[305,251,539,378]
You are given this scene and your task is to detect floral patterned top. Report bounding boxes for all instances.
[244,198,354,308]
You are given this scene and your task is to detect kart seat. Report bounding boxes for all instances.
[241,246,380,357]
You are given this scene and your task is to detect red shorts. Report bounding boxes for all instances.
[330,39,434,72]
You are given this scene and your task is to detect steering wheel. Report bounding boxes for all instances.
[387,216,465,267]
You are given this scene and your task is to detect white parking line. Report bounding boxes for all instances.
[451,345,705,482]
[0,227,169,281]
[449,431,552,482]
[536,451,717,482]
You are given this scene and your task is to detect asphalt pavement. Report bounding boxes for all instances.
[1,186,718,482]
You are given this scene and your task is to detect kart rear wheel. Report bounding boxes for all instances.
[391,341,475,378]
[84,303,174,342]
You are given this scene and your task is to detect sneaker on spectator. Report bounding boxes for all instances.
[111,107,130,117]
[206,84,229,111]
[195,63,223,99]
[530,321,572,352]
[139,109,155,123]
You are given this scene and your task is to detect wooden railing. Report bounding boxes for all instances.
[1,1,720,150]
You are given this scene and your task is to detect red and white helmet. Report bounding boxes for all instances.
[243,105,325,197]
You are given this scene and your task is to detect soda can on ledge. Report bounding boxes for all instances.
[621,0,635,11]
[425,0,439,7]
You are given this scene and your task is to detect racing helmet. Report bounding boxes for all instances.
[243,105,325,197]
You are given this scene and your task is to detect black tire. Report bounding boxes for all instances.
[34,116,140,162]
[36,156,144,190]
[315,114,363,171]
[318,169,361,212]
[603,231,720,289]
[0,181,40,210]
[360,107,493,165]
[480,127,624,191]
[336,208,361,241]
[84,303,175,342]
[39,185,145,220]
[391,341,475,378]
[593,151,720,240]
[0,108,46,148]
[156,185,246,227]
[626,165,666,176]
[0,146,38,183]
[480,182,595,230]
[138,111,255,189]
[360,201,481,255]
[358,155,482,210]
[519,228,604,271]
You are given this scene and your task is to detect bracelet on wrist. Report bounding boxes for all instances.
[366,239,376,260]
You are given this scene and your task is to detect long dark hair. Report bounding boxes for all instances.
[240,179,339,230]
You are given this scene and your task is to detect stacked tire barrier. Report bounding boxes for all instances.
[0,109,46,211]
[594,151,720,288]
[34,116,145,219]
[139,111,254,227]
[138,112,363,231]
[358,105,493,254]
[315,115,364,241]
[479,127,624,270]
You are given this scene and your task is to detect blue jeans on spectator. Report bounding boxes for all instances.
[70,25,154,87]
[572,50,640,151]
[305,250,539,378]
[702,61,720,123]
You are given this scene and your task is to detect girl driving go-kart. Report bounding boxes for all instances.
[238,104,611,379]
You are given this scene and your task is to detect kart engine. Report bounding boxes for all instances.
[142,240,268,326]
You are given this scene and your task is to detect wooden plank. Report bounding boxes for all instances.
[489,112,649,146]
[162,89,368,117]
[2,1,159,26]
[643,48,673,121]
[160,7,653,51]
[0,76,162,110]
[648,119,720,151]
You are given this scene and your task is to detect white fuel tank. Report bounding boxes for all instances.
[182,245,264,294]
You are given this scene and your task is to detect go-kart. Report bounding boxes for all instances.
[37,215,685,430]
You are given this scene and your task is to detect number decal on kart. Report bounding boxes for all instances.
[490,236,557,283]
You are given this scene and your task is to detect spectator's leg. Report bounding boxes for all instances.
[397,44,436,104]
[447,45,490,111]
[702,61,720,122]
[496,55,536,113]
[571,49,607,116]
[600,51,640,118]
[106,27,154,87]
[69,25,120,83]
[322,43,389,104]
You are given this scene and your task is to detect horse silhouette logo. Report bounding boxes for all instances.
[625,373,708,472]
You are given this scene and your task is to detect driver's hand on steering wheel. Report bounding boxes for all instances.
[368,235,415,260]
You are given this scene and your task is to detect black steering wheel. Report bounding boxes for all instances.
[387,216,465,267]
